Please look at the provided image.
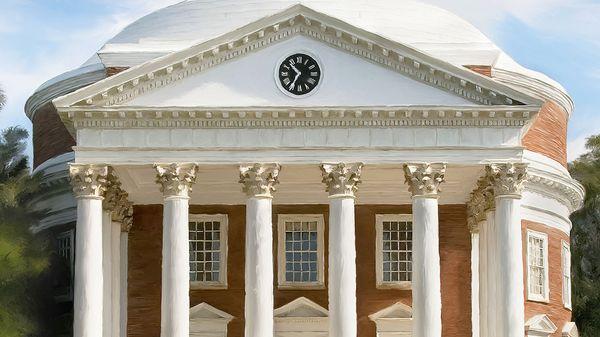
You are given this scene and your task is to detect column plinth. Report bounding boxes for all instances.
[403,163,446,337]
[155,163,198,337]
[486,163,527,337]
[70,164,108,337]
[239,163,280,337]
[321,162,363,337]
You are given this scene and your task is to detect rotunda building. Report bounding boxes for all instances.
[25,1,583,337]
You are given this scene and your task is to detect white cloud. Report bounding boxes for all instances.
[568,133,591,162]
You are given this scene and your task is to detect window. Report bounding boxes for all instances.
[375,214,412,289]
[562,241,572,309]
[527,230,549,302]
[277,214,325,288]
[55,230,75,300]
[189,214,228,289]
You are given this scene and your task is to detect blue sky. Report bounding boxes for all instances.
[0,0,598,161]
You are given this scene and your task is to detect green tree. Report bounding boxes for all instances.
[0,87,49,336]
[569,134,600,337]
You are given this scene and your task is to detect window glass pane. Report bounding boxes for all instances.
[284,220,319,283]
[528,234,546,297]
[189,220,222,283]
[381,219,412,284]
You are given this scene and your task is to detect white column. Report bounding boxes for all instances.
[70,164,108,337]
[478,221,488,337]
[487,163,527,337]
[239,163,280,337]
[101,211,113,337]
[404,163,446,337]
[485,211,498,337]
[119,230,129,337]
[155,163,198,337]
[470,231,480,337]
[321,162,363,337]
[111,221,121,337]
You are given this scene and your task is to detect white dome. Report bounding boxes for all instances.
[99,0,502,66]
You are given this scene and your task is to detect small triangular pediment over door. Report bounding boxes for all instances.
[274,297,329,336]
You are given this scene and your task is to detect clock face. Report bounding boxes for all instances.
[277,53,321,96]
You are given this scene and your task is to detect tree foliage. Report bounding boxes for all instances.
[0,126,49,337]
[569,134,600,337]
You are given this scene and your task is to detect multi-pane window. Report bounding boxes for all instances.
[277,215,324,288]
[527,230,549,302]
[56,230,75,300]
[562,241,572,309]
[189,215,228,288]
[376,214,413,289]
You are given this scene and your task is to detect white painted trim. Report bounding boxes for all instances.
[561,322,579,337]
[277,214,325,289]
[189,302,234,337]
[72,147,525,166]
[189,214,229,289]
[368,302,412,335]
[561,240,572,310]
[274,297,329,317]
[526,229,550,303]
[524,314,558,336]
[52,5,540,109]
[375,214,413,290]
[471,232,480,337]
[119,232,128,337]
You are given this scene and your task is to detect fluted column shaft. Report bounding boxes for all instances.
[321,163,363,337]
[239,164,280,337]
[155,163,198,337]
[70,165,108,337]
[487,163,527,337]
[404,163,446,337]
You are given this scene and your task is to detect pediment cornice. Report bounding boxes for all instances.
[52,5,541,110]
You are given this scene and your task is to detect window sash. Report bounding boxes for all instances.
[562,241,572,309]
[277,214,325,288]
[526,230,549,302]
[189,214,228,288]
[376,214,413,289]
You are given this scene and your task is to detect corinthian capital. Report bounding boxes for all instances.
[154,163,198,198]
[320,162,363,197]
[486,163,528,197]
[69,164,108,198]
[403,163,446,198]
[239,163,281,198]
[103,168,134,230]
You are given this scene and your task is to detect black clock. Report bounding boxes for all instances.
[277,53,321,96]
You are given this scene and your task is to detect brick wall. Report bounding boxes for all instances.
[32,102,75,169]
[127,204,471,337]
[523,101,569,167]
[522,220,572,336]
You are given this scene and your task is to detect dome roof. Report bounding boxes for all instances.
[99,0,501,66]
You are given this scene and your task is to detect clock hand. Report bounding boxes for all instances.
[290,63,301,75]
[290,72,300,89]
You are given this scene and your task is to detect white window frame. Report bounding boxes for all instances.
[562,240,572,310]
[189,214,228,289]
[277,214,325,289]
[526,229,549,303]
[375,214,413,290]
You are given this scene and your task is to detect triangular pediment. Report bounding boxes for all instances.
[53,4,540,110]
[274,297,328,318]
[189,302,234,321]
[369,302,412,321]
[525,314,558,334]
[562,322,579,337]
